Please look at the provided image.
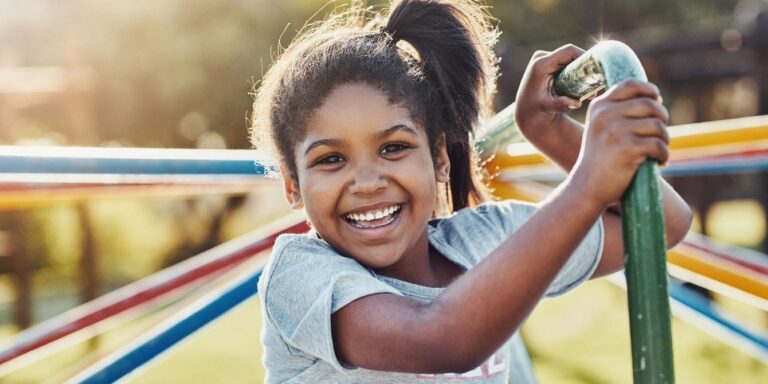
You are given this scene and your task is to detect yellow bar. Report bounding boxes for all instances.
[668,115,768,150]
[668,244,768,301]
[486,179,544,203]
[486,115,768,170]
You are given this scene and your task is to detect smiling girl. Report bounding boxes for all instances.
[251,0,692,382]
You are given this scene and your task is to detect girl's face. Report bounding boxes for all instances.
[283,82,450,271]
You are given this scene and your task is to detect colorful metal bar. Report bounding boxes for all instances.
[667,283,768,363]
[661,155,768,176]
[682,233,768,276]
[0,264,233,377]
[497,152,768,183]
[667,244,768,301]
[606,273,768,364]
[0,146,273,176]
[70,260,266,384]
[555,40,673,384]
[0,213,308,367]
[491,178,768,307]
[479,118,768,171]
[0,182,276,210]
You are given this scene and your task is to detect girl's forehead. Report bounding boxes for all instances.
[300,83,425,141]
[313,83,409,118]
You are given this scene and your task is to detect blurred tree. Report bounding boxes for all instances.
[0,0,740,148]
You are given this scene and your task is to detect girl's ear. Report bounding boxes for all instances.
[435,133,450,183]
[280,164,304,209]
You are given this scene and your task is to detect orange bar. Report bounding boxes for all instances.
[668,244,768,301]
[489,179,768,302]
[0,182,276,210]
[484,115,768,170]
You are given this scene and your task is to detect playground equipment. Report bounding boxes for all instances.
[492,178,768,362]
[479,114,768,177]
[0,214,307,369]
[555,40,673,383]
[0,147,277,208]
[1,41,767,382]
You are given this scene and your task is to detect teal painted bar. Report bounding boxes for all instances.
[555,41,674,384]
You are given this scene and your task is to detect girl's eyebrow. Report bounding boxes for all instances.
[304,138,342,155]
[378,124,418,139]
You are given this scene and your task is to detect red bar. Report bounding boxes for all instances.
[682,238,768,276]
[0,216,308,366]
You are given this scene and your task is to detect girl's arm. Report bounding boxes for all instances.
[332,78,674,373]
[514,45,693,277]
[333,178,603,373]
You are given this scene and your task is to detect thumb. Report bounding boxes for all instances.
[547,95,582,112]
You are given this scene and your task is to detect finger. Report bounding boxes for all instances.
[611,97,670,123]
[602,79,661,102]
[553,95,582,111]
[532,50,550,60]
[539,94,581,113]
[633,137,669,165]
[621,118,670,144]
[547,44,586,68]
[533,44,586,75]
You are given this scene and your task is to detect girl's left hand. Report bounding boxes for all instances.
[514,44,585,136]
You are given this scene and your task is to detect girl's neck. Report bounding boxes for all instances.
[372,228,464,288]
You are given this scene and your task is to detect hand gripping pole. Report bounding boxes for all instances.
[555,40,674,384]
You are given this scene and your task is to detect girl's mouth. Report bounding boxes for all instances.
[343,204,403,229]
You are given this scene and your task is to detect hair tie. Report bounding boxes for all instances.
[379,25,398,46]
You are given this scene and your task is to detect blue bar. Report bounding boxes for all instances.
[669,282,768,353]
[661,158,768,177]
[73,267,263,384]
[500,157,768,184]
[0,147,271,175]
[0,156,266,175]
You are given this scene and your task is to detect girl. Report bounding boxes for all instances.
[251,0,692,382]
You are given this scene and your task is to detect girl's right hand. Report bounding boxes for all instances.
[572,79,670,207]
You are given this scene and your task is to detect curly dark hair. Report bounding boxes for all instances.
[251,0,499,211]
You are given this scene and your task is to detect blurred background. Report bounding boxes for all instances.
[1,0,767,382]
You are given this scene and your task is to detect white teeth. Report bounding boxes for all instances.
[345,204,400,222]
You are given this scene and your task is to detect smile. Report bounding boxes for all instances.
[343,204,403,229]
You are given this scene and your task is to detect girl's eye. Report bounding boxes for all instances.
[380,143,410,155]
[315,154,344,165]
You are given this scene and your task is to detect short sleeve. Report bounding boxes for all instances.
[259,234,400,372]
[438,200,603,297]
[544,215,603,296]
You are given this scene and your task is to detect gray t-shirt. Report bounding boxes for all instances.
[258,200,604,383]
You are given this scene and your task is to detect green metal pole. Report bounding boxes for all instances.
[554,41,674,384]
[474,40,675,383]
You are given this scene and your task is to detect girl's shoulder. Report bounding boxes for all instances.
[259,231,387,301]
[427,199,538,266]
[262,232,362,285]
[270,231,336,264]
[430,199,537,236]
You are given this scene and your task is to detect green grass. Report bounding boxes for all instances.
[526,279,768,384]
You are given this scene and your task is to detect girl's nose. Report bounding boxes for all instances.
[348,168,388,195]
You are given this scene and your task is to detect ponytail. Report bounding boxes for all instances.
[383,0,498,210]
